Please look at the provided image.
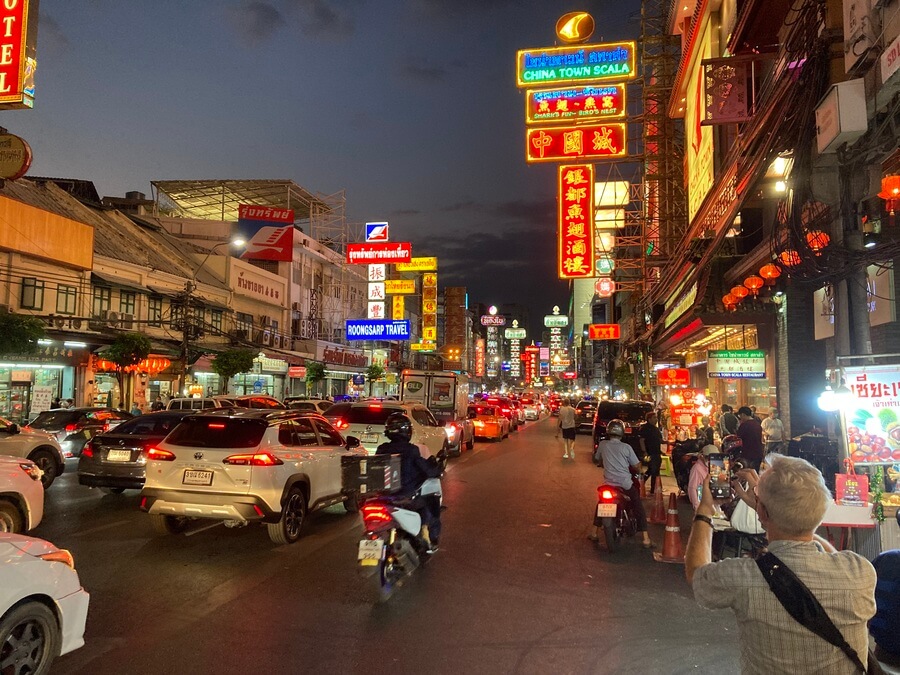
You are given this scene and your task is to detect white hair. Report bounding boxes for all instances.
[757,455,831,536]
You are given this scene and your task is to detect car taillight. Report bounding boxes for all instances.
[502,408,510,414]
[39,549,75,569]
[65,423,80,432]
[147,447,176,461]
[361,503,392,527]
[222,452,283,466]
[102,422,111,433]
[599,489,615,500]
[334,419,349,430]
[19,463,41,481]
[82,441,94,458]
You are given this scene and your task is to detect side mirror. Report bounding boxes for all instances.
[345,435,361,449]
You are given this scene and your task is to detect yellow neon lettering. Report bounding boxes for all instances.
[0,72,10,93]
[0,44,12,66]
[1,15,14,37]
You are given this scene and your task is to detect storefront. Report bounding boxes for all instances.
[317,341,368,397]
[0,343,89,423]
[232,353,289,399]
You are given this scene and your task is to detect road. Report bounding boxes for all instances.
[40,415,741,675]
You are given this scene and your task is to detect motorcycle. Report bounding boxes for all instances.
[357,477,442,601]
[593,479,638,553]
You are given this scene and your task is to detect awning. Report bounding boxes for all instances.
[194,295,229,311]
[147,285,181,298]
[91,272,146,293]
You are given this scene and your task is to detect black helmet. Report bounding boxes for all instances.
[606,419,626,438]
[384,412,413,442]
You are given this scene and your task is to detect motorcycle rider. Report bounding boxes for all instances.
[376,412,443,551]
[591,419,653,548]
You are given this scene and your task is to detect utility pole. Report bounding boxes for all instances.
[178,280,194,398]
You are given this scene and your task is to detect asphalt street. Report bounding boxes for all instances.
[39,415,742,675]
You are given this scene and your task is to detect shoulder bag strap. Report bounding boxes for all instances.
[756,552,867,673]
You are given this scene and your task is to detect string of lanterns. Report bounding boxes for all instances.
[94,357,172,375]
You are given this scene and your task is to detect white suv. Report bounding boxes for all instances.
[0,416,66,489]
[0,455,44,533]
[141,410,367,544]
[324,401,450,456]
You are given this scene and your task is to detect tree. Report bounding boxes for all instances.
[0,312,45,355]
[306,361,326,397]
[105,333,151,408]
[366,363,385,396]
[211,348,256,394]
[614,364,634,398]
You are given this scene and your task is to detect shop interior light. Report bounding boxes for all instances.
[864,231,878,248]
[775,180,787,192]
[817,385,839,412]
[37,339,53,345]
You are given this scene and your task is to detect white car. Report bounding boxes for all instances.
[521,399,540,421]
[0,416,66,489]
[0,455,44,533]
[0,533,90,672]
[285,399,333,414]
[141,410,367,544]
[324,401,450,457]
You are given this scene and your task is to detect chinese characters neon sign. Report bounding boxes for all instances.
[527,123,626,163]
[516,42,636,87]
[558,165,594,279]
[526,84,625,124]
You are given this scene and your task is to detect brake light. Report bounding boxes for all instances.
[38,549,75,569]
[102,422,111,433]
[369,403,382,409]
[147,447,176,461]
[222,452,284,466]
[208,423,226,429]
[502,408,510,414]
[599,489,615,500]
[334,419,349,430]
[82,441,94,458]
[65,423,80,432]
[361,503,392,527]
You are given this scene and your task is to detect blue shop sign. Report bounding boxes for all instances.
[345,319,411,341]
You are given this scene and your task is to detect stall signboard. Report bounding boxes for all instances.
[395,257,437,272]
[481,315,506,326]
[525,84,625,124]
[288,366,307,378]
[707,350,766,378]
[558,164,595,278]
[516,42,636,87]
[544,314,569,327]
[345,319,411,341]
[588,324,620,340]
[841,365,900,465]
[385,279,415,294]
[529,123,626,163]
[505,327,526,340]
[656,368,690,386]
[392,295,405,320]
[835,473,869,506]
[237,205,295,262]
[0,0,37,110]
[347,242,412,264]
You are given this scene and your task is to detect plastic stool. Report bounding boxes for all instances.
[659,455,673,477]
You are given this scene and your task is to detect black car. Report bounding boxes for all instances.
[28,407,133,458]
[592,400,655,454]
[574,400,598,434]
[77,411,195,492]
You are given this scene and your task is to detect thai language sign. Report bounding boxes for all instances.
[558,164,594,279]
[707,350,766,378]
[238,204,295,262]
[394,257,437,272]
[516,42,636,87]
[384,279,415,294]
[345,319,411,341]
[525,84,625,124]
[346,242,412,264]
[527,123,626,163]
[840,365,900,466]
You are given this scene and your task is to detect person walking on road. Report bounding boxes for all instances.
[557,400,577,460]
[639,411,664,494]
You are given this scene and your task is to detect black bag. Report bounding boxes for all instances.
[756,552,884,674]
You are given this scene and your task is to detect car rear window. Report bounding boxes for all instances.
[596,402,653,423]
[346,406,403,425]
[165,417,267,448]
[112,414,186,436]
[29,410,79,428]
[576,402,596,412]
[289,402,319,413]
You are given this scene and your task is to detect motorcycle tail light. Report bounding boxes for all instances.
[362,503,392,528]
[599,489,615,500]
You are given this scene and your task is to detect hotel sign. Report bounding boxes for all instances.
[525,84,625,124]
[527,123,626,163]
[516,42,636,87]
[0,0,36,110]
[707,350,766,379]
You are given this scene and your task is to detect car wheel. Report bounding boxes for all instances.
[343,490,361,514]
[100,487,126,495]
[268,487,307,545]
[466,437,474,451]
[0,499,24,533]
[28,449,59,489]
[149,514,189,535]
[0,601,61,675]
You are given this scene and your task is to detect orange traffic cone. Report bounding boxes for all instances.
[653,493,685,564]
[648,478,666,524]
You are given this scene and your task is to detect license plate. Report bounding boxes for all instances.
[107,449,132,462]
[596,503,617,518]
[183,470,213,486]
[358,538,383,566]
[362,434,379,444]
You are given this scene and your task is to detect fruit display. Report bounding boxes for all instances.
[846,407,900,464]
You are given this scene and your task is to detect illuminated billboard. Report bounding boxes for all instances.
[558,165,595,279]
[516,42,636,88]
[395,257,437,272]
[595,181,630,206]
[527,123,626,163]
[237,204,295,262]
[0,0,36,110]
[346,319,411,341]
[385,279,415,294]
[346,242,412,264]
[525,84,625,124]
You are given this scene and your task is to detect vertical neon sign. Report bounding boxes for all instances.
[558,164,595,279]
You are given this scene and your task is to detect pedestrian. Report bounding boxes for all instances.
[749,405,762,423]
[687,444,717,512]
[735,405,764,471]
[50,397,61,409]
[150,396,165,412]
[686,455,877,673]
[761,408,785,456]
[639,411,664,494]
[65,398,75,409]
[716,404,738,438]
[697,416,715,447]
[557,399,577,460]
[130,402,143,416]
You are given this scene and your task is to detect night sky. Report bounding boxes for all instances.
[8,0,641,333]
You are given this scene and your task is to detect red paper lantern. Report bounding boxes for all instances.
[722,293,738,310]
[806,230,830,253]
[743,275,764,296]
[779,250,801,267]
[730,285,749,300]
[759,263,781,285]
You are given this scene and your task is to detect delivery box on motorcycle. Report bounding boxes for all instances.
[341,455,402,496]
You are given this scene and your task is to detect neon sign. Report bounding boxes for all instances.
[346,242,412,264]
[526,84,625,124]
[558,165,595,279]
[527,123,626,163]
[0,0,36,110]
[345,319,411,341]
[516,42,636,88]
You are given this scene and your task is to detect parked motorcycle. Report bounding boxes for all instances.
[593,480,638,552]
[357,477,442,601]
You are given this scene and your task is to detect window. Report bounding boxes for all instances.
[92,286,111,316]
[21,278,44,310]
[278,422,296,446]
[411,407,433,427]
[170,304,183,329]
[210,309,223,333]
[56,285,77,314]
[148,297,163,327]
[120,291,136,315]
[313,419,344,446]
[236,312,253,332]
[294,418,320,446]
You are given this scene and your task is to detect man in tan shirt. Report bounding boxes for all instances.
[557,400,577,460]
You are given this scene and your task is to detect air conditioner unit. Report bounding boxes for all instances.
[120,313,134,330]
[272,334,282,349]
[261,330,272,346]
[260,315,272,327]
[230,328,251,341]
[291,302,302,311]
[101,310,120,327]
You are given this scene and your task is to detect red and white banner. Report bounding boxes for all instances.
[346,242,412,264]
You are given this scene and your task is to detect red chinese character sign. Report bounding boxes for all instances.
[558,165,594,279]
[595,277,616,297]
[587,324,620,340]
[526,84,625,125]
[527,123,626,163]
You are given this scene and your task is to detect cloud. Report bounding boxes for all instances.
[438,198,556,228]
[286,0,356,37]
[407,0,520,17]
[37,14,69,57]
[226,1,285,45]
[398,60,448,83]
[391,208,421,215]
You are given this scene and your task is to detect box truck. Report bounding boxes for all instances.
[400,369,474,455]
